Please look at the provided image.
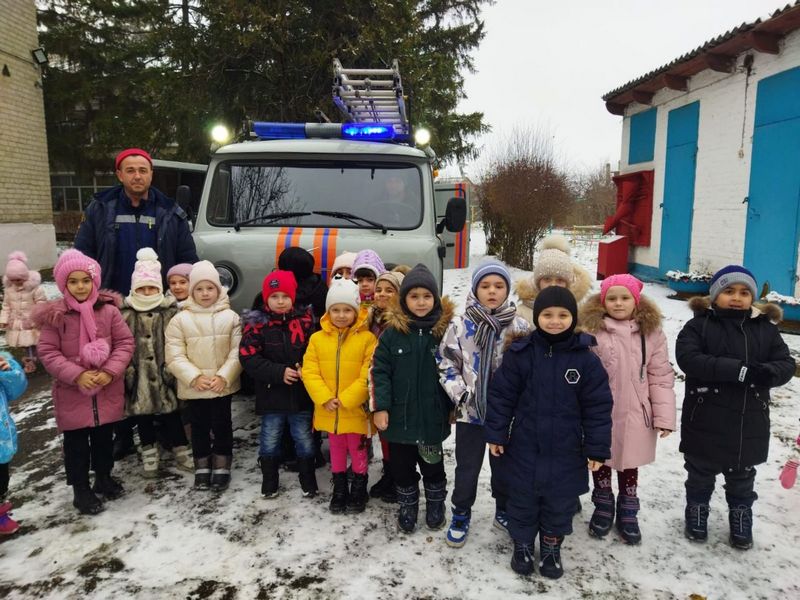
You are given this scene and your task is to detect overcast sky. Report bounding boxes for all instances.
[452,0,786,179]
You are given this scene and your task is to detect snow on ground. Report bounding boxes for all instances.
[0,225,799,599]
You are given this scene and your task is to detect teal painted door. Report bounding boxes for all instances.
[743,67,800,295]
[659,102,700,273]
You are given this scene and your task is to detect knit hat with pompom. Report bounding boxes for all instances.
[4,251,29,281]
[130,247,163,293]
[532,235,575,289]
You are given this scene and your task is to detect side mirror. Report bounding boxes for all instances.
[441,196,466,233]
[176,185,195,229]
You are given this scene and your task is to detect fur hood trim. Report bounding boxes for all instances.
[3,271,42,291]
[514,263,593,305]
[382,296,456,338]
[687,295,783,323]
[578,293,663,336]
[32,289,122,328]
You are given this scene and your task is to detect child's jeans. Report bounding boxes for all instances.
[684,453,758,506]
[189,396,233,458]
[0,462,9,499]
[63,423,115,486]
[329,433,368,475]
[259,412,314,459]
[451,422,507,512]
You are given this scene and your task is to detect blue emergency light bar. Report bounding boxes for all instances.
[252,121,399,143]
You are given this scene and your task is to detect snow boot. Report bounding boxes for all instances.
[539,534,564,579]
[173,445,193,472]
[615,494,641,545]
[259,456,280,498]
[0,503,19,535]
[141,444,160,478]
[396,484,419,533]
[728,504,753,550]
[297,457,318,498]
[112,426,136,461]
[493,509,510,535]
[684,502,710,542]
[330,472,348,514]
[210,455,232,492]
[445,508,471,548]
[369,460,396,502]
[589,488,614,538]
[424,480,447,530]
[92,473,125,501]
[510,540,535,576]
[72,484,104,515]
[194,456,211,490]
[347,473,368,513]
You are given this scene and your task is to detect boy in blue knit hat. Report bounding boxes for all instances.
[676,265,795,549]
[437,259,530,547]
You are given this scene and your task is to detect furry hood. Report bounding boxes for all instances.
[514,263,593,306]
[32,289,123,328]
[382,296,456,338]
[3,270,41,292]
[241,304,313,328]
[578,293,663,336]
[687,295,782,323]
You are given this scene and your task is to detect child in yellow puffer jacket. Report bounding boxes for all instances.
[302,277,377,515]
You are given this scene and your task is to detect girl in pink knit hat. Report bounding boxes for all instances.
[1,251,47,373]
[578,274,676,544]
[33,249,134,515]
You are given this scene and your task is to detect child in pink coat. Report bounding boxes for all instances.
[0,252,47,373]
[579,274,676,544]
[34,250,134,516]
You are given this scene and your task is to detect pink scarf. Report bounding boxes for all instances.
[63,285,109,369]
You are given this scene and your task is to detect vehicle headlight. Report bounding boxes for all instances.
[215,265,237,294]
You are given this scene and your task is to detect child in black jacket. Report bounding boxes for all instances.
[676,265,795,550]
[240,271,317,498]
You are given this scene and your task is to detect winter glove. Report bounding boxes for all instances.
[747,363,775,386]
[780,459,798,489]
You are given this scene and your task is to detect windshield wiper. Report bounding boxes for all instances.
[312,211,387,234]
[233,211,311,231]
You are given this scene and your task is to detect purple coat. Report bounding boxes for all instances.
[34,291,134,432]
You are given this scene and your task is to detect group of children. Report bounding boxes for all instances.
[0,238,795,582]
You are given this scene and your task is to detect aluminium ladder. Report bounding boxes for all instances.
[332,59,409,136]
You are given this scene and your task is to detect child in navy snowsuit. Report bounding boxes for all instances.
[676,265,795,549]
[486,286,612,579]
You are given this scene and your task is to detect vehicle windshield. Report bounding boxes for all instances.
[206,160,423,229]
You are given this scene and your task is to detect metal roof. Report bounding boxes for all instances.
[602,2,800,114]
[214,138,428,159]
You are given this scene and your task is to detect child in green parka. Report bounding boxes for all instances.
[369,264,454,533]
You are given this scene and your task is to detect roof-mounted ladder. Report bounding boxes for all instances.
[332,59,409,136]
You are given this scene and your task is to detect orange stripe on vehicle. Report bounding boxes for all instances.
[324,228,339,281]
[275,227,290,267]
[312,228,325,274]
[289,227,303,248]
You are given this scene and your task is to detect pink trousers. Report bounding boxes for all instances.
[329,433,368,475]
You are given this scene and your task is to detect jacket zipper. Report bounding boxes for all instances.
[413,328,425,438]
[334,329,344,434]
[737,315,748,470]
[92,395,100,426]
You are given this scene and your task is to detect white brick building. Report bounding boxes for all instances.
[603,3,800,296]
[0,0,57,270]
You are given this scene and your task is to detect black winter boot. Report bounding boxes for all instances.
[194,456,211,490]
[347,473,368,513]
[210,455,232,492]
[297,457,318,498]
[369,460,396,502]
[510,540,535,576]
[330,472,348,514]
[685,502,710,542]
[424,479,447,530]
[728,504,753,550]
[396,485,419,533]
[615,494,642,545]
[73,484,104,515]
[259,456,280,498]
[538,534,564,579]
[92,473,125,501]
[588,489,614,538]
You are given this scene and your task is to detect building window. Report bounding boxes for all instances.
[628,108,657,164]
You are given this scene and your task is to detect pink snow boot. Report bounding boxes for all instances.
[780,459,798,489]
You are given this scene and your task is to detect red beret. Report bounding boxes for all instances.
[115,148,153,170]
